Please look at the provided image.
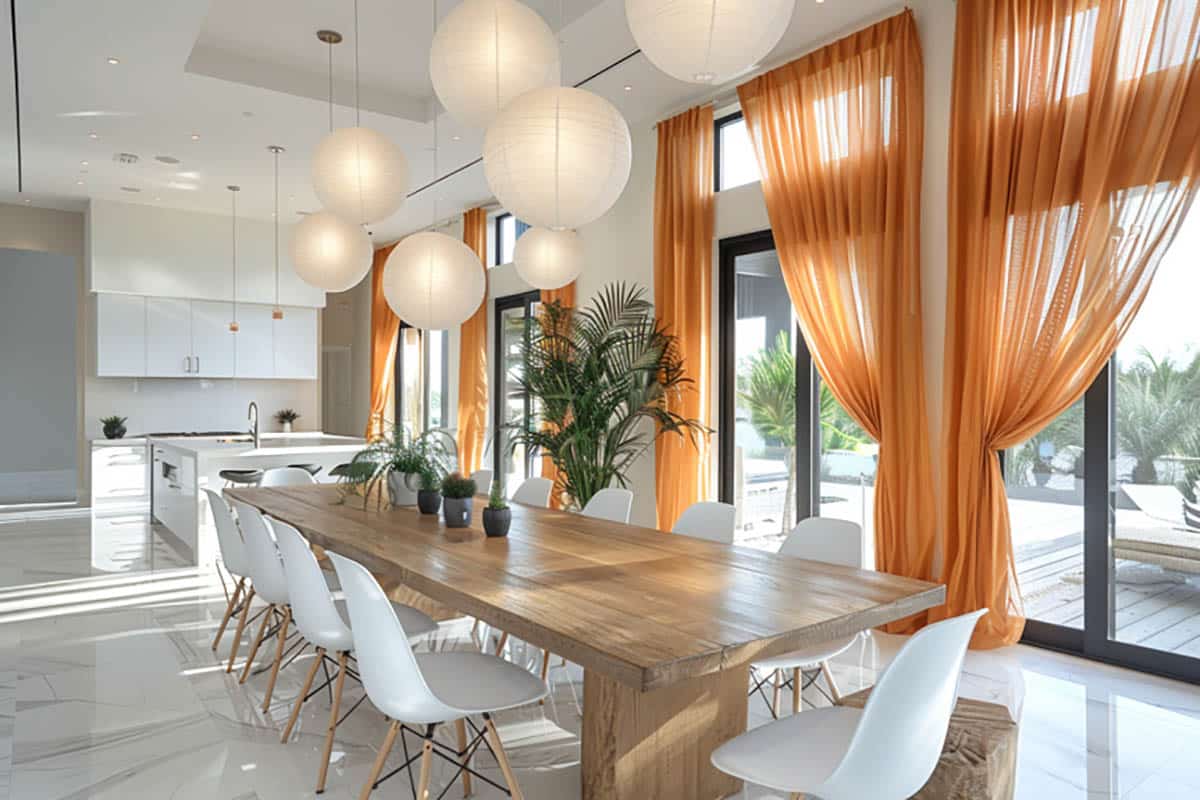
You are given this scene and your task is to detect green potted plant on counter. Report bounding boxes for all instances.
[274,408,300,433]
[100,415,128,440]
[417,466,442,514]
[440,472,477,528]
[482,479,511,537]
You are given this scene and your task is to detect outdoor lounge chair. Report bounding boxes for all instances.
[1112,489,1200,575]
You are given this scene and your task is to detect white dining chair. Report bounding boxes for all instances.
[712,609,987,800]
[580,487,633,524]
[751,517,865,717]
[672,501,737,544]
[229,500,295,711]
[329,551,548,800]
[260,466,318,487]
[273,520,437,793]
[511,476,553,507]
[203,489,260,667]
[469,468,494,496]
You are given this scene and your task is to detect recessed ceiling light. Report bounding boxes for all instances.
[88,131,98,139]
[75,179,84,185]
[451,135,461,141]
[155,196,161,201]
[623,85,633,92]
[107,57,120,65]
[80,160,88,167]
[23,198,30,204]
[190,133,200,141]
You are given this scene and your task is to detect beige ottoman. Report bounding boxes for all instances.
[838,688,1018,800]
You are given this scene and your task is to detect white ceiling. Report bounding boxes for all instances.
[0,0,902,243]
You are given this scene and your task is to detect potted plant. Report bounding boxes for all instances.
[417,467,442,515]
[274,408,300,433]
[101,415,128,440]
[441,472,477,528]
[387,447,427,507]
[339,425,458,510]
[482,479,511,537]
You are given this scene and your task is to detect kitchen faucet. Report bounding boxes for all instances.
[248,401,260,449]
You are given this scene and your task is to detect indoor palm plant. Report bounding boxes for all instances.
[507,283,708,510]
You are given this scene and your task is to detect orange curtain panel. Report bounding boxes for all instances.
[366,243,400,440]
[941,0,1200,647]
[457,208,490,474]
[737,10,936,613]
[653,105,715,531]
[539,282,576,509]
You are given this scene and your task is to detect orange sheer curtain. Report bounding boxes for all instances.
[653,106,714,531]
[941,0,1200,647]
[737,11,936,610]
[539,282,576,509]
[457,208,489,473]
[366,243,400,440]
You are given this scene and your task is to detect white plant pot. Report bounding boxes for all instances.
[281,421,293,433]
[387,471,419,506]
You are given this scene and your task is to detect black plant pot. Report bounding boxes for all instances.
[417,490,442,515]
[482,507,511,537]
[443,496,473,528]
[103,424,126,440]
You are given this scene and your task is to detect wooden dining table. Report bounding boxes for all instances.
[225,484,945,800]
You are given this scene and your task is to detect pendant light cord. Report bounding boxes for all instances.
[327,38,334,132]
[273,148,280,310]
[353,0,361,127]
[231,188,238,324]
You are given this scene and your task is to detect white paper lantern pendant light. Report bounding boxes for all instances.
[430,0,560,129]
[382,0,487,331]
[291,211,374,293]
[514,227,583,290]
[310,18,409,225]
[625,0,796,85]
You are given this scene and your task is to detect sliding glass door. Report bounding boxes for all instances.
[493,291,542,492]
[717,231,876,552]
[394,325,449,437]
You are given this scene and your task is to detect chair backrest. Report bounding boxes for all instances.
[327,551,458,724]
[229,500,289,605]
[511,476,554,507]
[817,609,987,799]
[581,488,634,524]
[273,519,351,651]
[671,501,736,544]
[1184,497,1200,531]
[260,466,318,487]
[778,516,864,568]
[203,488,249,577]
[469,469,494,496]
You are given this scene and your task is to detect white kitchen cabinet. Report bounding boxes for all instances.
[95,294,146,377]
[190,300,236,378]
[234,305,275,378]
[273,307,318,380]
[91,442,149,509]
[145,297,193,377]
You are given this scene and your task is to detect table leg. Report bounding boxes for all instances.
[581,665,747,800]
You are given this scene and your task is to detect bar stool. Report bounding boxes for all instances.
[288,463,323,477]
[221,468,264,488]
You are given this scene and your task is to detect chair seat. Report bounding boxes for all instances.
[711,706,863,794]
[753,633,859,672]
[416,651,548,715]
[220,468,263,485]
[288,463,323,476]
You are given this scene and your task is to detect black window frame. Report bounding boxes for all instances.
[494,212,513,267]
[492,290,542,482]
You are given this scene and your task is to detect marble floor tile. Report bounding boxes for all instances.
[1,508,1199,798]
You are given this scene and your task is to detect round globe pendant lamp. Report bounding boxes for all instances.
[625,0,795,84]
[382,231,486,330]
[514,227,583,290]
[483,86,632,230]
[290,211,373,292]
[430,0,560,129]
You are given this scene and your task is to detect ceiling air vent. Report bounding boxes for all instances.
[113,152,139,165]
[120,186,141,193]
[154,155,180,165]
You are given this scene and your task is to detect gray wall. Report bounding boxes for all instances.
[0,248,78,502]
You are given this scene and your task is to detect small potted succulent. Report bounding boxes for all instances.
[274,408,300,433]
[482,479,511,538]
[101,415,128,440]
[440,472,477,528]
[417,467,442,515]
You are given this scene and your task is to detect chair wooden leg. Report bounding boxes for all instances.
[261,606,292,711]
[455,718,473,797]
[819,660,842,704]
[212,578,244,651]
[539,649,551,705]
[281,646,325,743]
[239,603,276,683]
[494,631,508,656]
[416,732,434,800]
[484,716,523,800]
[771,669,782,718]
[225,586,255,673]
[359,719,400,800]
[317,651,350,794]
[792,667,802,714]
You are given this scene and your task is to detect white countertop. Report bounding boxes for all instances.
[148,433,366,460]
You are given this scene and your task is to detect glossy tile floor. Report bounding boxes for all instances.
[1,508,1199,799]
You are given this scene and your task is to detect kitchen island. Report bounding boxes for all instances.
[149,433,365,565]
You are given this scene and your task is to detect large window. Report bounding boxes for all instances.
[715,112,760,191]
[718,231,875,553]
[394,325,449,437]
[493,291,542,492]
[494,213,530,266]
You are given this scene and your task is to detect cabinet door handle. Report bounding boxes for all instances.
[183,356,191,373]
[195,355,200,373]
